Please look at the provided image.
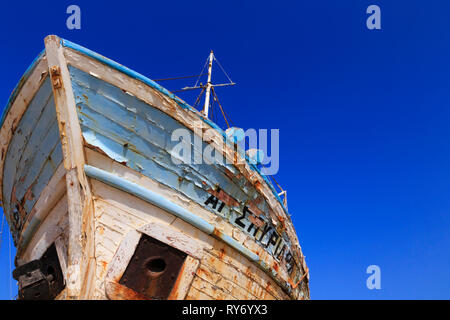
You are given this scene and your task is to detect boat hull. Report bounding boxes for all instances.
[0,36,309,300]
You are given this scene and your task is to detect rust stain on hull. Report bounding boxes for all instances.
[106,282,149,300]
[206,188,239,208]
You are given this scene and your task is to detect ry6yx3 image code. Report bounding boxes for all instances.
[181,304,269,318]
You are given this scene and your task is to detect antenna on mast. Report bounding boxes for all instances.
[178,51,236,120]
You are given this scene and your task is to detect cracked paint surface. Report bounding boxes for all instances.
[2,77,63,243]
[69,66,294,263]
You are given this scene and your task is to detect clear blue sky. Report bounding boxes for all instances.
[1,0,449,299]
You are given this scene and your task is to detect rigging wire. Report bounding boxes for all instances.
[211,87,232,129]
[161,53,235,130]
[213,56,234,84]
[265,170,288,210]
[269,174,284,192]
[259,161,285,193]
[193,87,206,108]
[152,73,207,82]
[194,56,209,88]
[166,54,209,92]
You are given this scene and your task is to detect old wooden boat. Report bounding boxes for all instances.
[0,35,309,300]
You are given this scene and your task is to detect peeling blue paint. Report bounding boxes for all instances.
[61,38,289,217]
[69,65,294,259]
[2,77,63,243]
[70,66,252,203]
[62,39,195,113]
[0,38,291,248]
[0,50,45,128]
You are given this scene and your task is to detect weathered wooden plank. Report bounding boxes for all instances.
[105,281,149,300]
[16,162,66,257]
[87,149,297,298]
[138,223,205,260]
[170,217,285,299]
[168,256,200,300]
[45,35,95,299]
[95,199,147,232]
[190,276,236,300]
[95,242,115,265]
[91,179,178,226]
[201,251,286,300]
[0,58,50,204]
[85,147,114,172]
[13,96,58,196]
[200,259,275,300]
[96,221,125,247]
[105,229,141,283]
[22,194,68,262]
[195,265,258,300]
[185,286,214,300]
[2,77,54,239]
[95,203,130,233]
[15,120,60,202]
[23,142,63,213]
[55,236,68,283]
[170,218,215,252]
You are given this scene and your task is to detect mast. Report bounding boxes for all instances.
[178,51,235,119]
[202,50,214,118]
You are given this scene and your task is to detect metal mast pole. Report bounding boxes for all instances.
[202,50,214,118]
